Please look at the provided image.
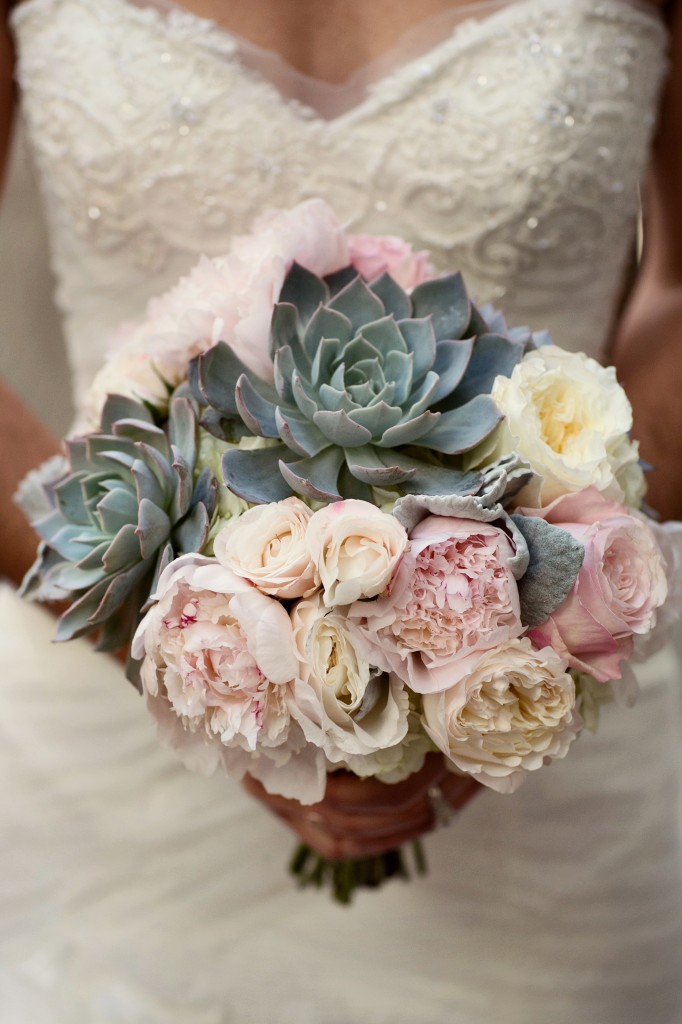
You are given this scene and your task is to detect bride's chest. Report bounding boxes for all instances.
[11,0,668,288]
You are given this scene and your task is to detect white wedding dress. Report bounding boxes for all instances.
[2,0,682,1020]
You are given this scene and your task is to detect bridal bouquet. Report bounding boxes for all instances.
[19,200,673,902]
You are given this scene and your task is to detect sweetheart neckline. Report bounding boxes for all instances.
[10,0,668,126]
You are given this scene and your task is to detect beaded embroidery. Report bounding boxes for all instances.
[11,0,668,405]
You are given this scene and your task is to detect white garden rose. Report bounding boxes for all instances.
[84,346,178,429]
[609,437,646,508]
[486,346,641,506]
[341,709,435,783]
[422,638,581,793]
[289,594,409,763]
[214,497,317,599]
[306,499,407,607]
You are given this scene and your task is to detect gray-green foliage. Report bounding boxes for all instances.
[21,393,217,664]
[511,514,585,628]
[191,263,532,504]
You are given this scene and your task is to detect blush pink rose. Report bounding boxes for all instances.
[214,497,317,599]
[347,234,432,290]
[525,488,668,682]
[347,516,522,694]
[306,499,408,607]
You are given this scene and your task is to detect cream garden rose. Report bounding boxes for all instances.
[214,497,317,599]
[486,345,643,506]
[289,594,409,764]
[422,638,581,793]
[341,708,435,783]
[306,499,407,607]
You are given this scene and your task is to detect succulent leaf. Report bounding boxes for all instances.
[278,261,329,323]
[279,448,345,502]
[413,395,503,454]
[194,264,532,503]
[275,408,330,457]
[235,375,280,437]
[410,272,470,340]
[369,273,412,320]
[222,445,294,503]
[443,333,525,407]
[21,394,217,671]
[328,276,385,331]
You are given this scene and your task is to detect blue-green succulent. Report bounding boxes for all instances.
[21,393,217,663]
[191,263,533,504]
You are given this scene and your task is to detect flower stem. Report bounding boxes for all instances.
[288,841,429,905]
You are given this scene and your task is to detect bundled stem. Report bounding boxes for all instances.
[289,840,428,905]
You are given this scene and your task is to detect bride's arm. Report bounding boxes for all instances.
[0,12,62,586]
[611,0,682,521]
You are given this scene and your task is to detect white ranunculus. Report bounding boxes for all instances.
[289,594,409,763]
[213,497,317,599]
[486,346,641,506]
[306,499,407,607]
[422,638,581,793]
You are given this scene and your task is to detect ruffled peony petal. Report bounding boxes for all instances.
[230,590,298,685]
[422,638,580,792]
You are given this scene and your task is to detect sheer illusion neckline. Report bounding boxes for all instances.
[11,0,667,122]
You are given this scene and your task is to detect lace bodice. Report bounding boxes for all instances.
[11,0,668,410]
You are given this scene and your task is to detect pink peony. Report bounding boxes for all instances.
[347,516,522,694]
[525,488,668,682]
[131,554,326,803]
[347,233,432,291]
[83,200,350,426]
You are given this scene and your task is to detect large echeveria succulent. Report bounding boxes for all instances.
[21,393,217,664]
[191,263,531,503]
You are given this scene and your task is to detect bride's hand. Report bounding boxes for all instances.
[242,752,481,860]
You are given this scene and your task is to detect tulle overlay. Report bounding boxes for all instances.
[1,584,682,1022]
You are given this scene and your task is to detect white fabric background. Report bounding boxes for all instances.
[0,120,72,435]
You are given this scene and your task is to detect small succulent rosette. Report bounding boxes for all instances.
[18,199,678,901]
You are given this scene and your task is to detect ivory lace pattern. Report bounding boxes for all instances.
[2,2,682,1022]
[11,0,667,408]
